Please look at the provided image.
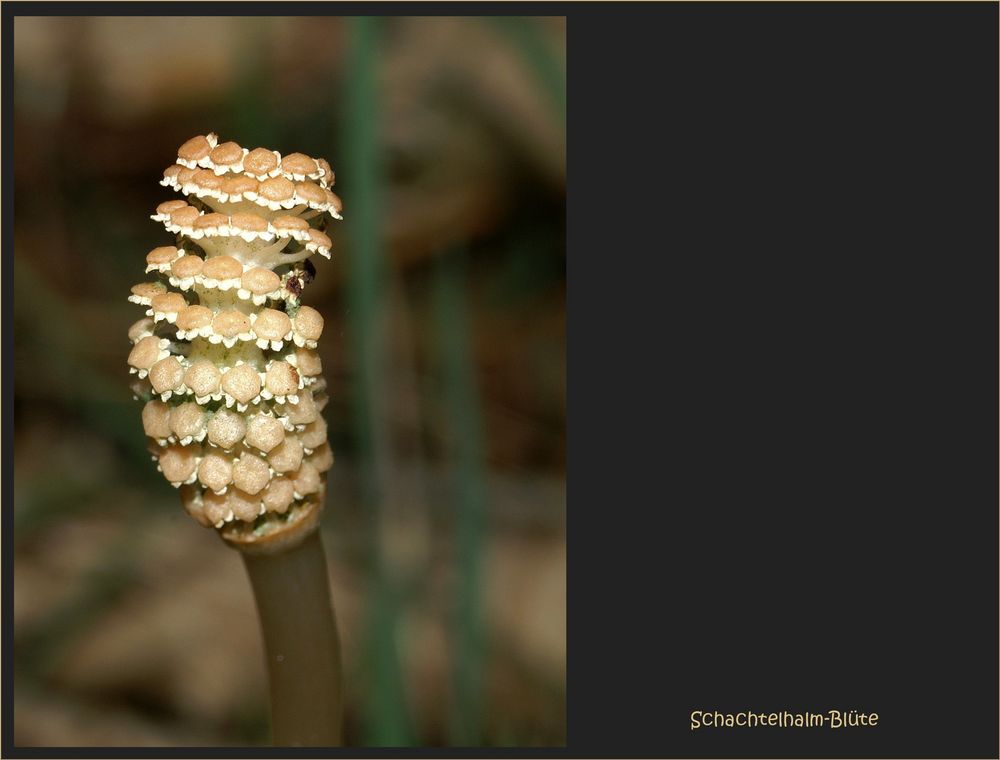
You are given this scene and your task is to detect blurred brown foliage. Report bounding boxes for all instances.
[13,16,565,747]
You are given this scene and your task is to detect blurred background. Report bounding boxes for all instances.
[12,16,565,747]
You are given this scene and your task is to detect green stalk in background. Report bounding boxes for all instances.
[342,16,414,747]
[433,247,488,746]
[488,16,567,122]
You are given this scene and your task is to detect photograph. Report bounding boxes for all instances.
[12,14,566,748]
[11,4,995,759]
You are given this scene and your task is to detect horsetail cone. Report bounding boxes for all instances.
[128,133,342,551]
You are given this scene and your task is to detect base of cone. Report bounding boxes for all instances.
[220,490,325,555]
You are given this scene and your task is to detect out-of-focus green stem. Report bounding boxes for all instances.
[488,16,566,122]
[229,18,278,147]
[242,530,343,746]
[344,23,383,507]
[343,16,414,746]
[434,247,487,745]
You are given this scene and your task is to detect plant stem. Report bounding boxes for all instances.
[433,247,487,744]
[241,528,343,746]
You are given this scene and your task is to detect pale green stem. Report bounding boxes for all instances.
[241,530,344,746]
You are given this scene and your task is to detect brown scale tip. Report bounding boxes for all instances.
[184,359,222,397]
[172,254,205,279]
[244,147,279,176]
[169,402,206,440]
[222,174,258,197]
[176,305,213,332]
[128,335,163,370]
[294,305,324,340]
[326,190,343,215]
[149,356,184,394]
[221,364,262,404]
[295,181,326,206]
[282,152,318,176]
[128,317,156,343]
[210,141,243,165]
[157,199,188,216]
[178,134,213,162]
[311,443,335,473]
[265,361,300,396]
[230,212,269,233]
[245,414,286,453]
[317,158,334,185]
[268,435,304,474]
[198,451,234,492]
[272,215,310,233]
[131,281,167,300]
[233,452,271,496]
[300,417,328,450]
[146,245,180,266]
[163,164,183,182]
[262,477,295,514]
[159,443,199,484]
[285,390,318,425]
[141,399,172,439]
[213,310,251,338]
[202,255,243,281]
[292,461,321,495]
[202,490,229,525]
[259,176,296,202]
[193,168,224,191]
[228,488,262,522]
[169,205,200,227]
[307,229,333,251]
[151,292,187,315]
[295,347,323,377]
[242,267,281,295]
[195,212,229,231]
[181,485,213,528]
[207,407,246,449]
[254,308,292,341]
